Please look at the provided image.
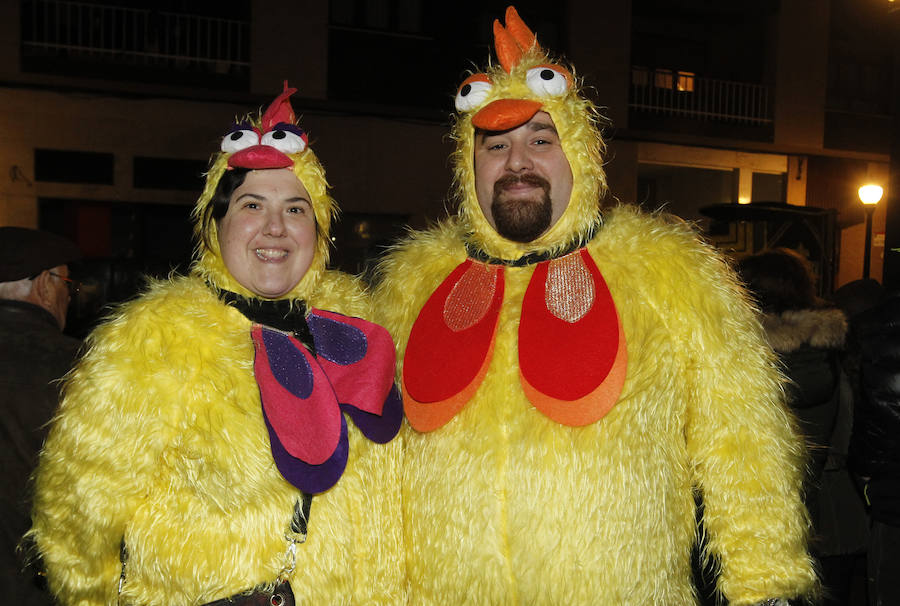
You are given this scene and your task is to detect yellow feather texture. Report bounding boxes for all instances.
[374,205,816,605]
[29,273,404,605]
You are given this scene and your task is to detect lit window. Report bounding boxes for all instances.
[654,69,674,89]
[677,71,695,92]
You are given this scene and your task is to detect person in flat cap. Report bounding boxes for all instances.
[0,226,82,604]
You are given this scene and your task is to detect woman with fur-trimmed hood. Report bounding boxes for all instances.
[374,7,816,605]
[738,248,849,475]
[739,248,868,604]
[29,84,404,606]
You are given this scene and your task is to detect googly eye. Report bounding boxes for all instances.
[221,126,260,153]
[261,123,308,154]
[525,65,571,97]
[455,74,493,112]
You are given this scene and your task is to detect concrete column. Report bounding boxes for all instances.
[565,0,632,131]
[773,0,829,148]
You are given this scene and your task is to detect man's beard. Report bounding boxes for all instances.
[490,174,552,243]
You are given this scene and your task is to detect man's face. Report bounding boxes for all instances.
[473,111,573,242]
[46,264,71,330]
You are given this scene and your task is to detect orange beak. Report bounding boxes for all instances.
[472,99,543,131]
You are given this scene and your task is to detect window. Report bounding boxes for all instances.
[21,0,250,87]
[654,69,674,90]
[676,71,695,92]
[35,149,114,185]
[637,163,735,224]
[133,157,207,191]
[751,172,786,203]
[327,1,564,111]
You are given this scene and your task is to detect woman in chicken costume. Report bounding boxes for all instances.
[29,84,404,605]
[375,7,817,605]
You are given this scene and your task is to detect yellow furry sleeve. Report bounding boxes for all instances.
[30,272,390,606]
[605,209,817,604]
[30,281,191,605]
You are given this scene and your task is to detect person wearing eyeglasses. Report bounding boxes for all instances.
[0,226,82,604]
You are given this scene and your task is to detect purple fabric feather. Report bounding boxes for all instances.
[263,409,349,495]
[307,312,367,365]
[262,328,314,399]
[341,384,404,444]
[252,309,403,495]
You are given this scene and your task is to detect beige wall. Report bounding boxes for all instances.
[0,0,888,288]
[0,87,450,230]
[303,114,451,225]
[786,156,808,206]
[604,140,639,206]
[838,219,885,288]
[0,89,234,227]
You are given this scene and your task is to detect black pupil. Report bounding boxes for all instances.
[541,69,554,80]
[461,84,471,96]
[230,131,244,140]
[273,130,287,140]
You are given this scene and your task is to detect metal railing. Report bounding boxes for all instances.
[21,0,250,73]
[630,67,772,125]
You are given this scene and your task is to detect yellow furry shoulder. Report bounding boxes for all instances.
[373,219,468,348]
[308,268,371,318]
[590,205,753,331]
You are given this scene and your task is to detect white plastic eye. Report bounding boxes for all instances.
[455,76,493,112]
[261,123,308,154]
[526,66,571,97]
[221,127,260,153]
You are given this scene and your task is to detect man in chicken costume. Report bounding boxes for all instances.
[29,85,404,605]
[375,7,817,605]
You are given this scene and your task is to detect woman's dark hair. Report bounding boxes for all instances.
[736,247,820,314]
[199,167,251,251]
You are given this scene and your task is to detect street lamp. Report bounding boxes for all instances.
[859,184,884,279]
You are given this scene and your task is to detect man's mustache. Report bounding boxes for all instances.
[493,173,551,196]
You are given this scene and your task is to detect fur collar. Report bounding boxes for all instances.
[761,307,847,353]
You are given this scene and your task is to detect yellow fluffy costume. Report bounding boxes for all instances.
[374,7,816,605]
[29,85,404,605]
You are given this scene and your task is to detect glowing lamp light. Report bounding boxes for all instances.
[858,183,883,279]
[859,184,884,205]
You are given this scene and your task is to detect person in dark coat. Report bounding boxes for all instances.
[738,248,868,605]
[849,291,900,606]
[0,226,82,604]
[738,249,846,479]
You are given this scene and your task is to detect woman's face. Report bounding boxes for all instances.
[217,168,316,299]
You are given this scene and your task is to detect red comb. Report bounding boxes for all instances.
[261,80,298,132]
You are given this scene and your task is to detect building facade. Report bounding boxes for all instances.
[0,0,895,316]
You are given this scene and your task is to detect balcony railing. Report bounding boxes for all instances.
[21,0,250,75]
[630,67,772,125]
